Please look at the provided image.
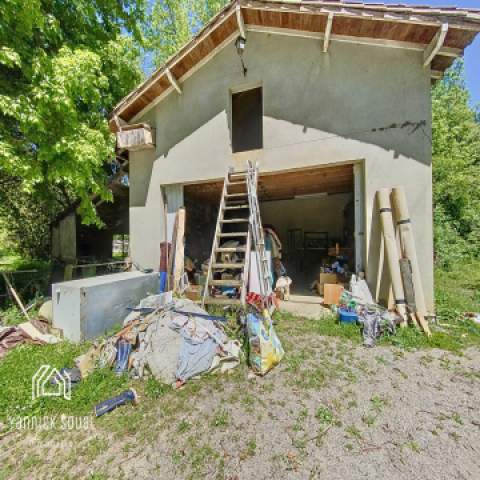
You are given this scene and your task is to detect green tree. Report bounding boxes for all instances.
[144,0,228,68]
[0,0,145,257]
[432,60,480,266]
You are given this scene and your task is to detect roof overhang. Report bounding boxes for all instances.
[109,0,480,131]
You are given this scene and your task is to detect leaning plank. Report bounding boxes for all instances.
[1,272,30,320]
[392,187,431,336]
[377,189,407,327]
[173,207,186,294]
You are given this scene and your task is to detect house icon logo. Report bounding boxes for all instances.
[32,365,72,401]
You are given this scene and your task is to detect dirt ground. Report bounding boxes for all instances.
[1,316,480,480]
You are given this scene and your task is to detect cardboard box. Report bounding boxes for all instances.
[318,273,339,295]
[185,285,202,301]
[323,284,344,306]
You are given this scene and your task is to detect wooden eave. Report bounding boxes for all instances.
[109,0,480,131]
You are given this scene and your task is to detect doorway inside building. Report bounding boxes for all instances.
[183,162,363,299]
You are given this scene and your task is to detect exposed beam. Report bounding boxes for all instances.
[439,46,462,57]
[246,25,456,80]
[236,4,246,39]
[245,25,458,57]
[130,32,238,123]
[431,70,443,80]
[165,68,182,94]
[423,23,449,67]
[323,13,334,53]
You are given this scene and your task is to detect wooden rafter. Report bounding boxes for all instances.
[109,0,479,127]
[423,23,449,67]
[323,12,334,53]
[165,68,182,94]
[236,4,246,39]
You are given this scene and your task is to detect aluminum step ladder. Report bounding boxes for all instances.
[202,162,271,308]
[246,161,273,303]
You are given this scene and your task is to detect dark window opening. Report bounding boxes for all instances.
[231,87,263,153]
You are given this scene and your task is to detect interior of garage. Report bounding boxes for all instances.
[182,163,356,297]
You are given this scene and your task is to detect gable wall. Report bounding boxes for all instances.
[129,32,434,309]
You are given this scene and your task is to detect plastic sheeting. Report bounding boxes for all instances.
[247,309,284,375]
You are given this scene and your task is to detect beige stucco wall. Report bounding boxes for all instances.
[129,32,434,310]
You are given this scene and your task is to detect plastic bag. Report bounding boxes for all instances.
[247,309,284,375]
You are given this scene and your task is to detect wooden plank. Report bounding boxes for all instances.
[212,263,245,269]
[424,23,449,67]
[1,273,30,320]
[236,4,246,38]
[210,279,242,287]
[165,68,182,94]
[173,208,186,293]
[323,13,334,52]
[216,247,247,253]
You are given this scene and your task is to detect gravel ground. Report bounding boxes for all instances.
[1,320,479,480]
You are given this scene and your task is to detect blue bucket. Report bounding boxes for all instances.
[338,308,358,324]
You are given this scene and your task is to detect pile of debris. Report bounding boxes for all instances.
[56,290,285,415]
[74,294,243,389]
[0,318,59,359]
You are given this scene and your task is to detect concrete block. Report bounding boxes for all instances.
[52,271,159,342]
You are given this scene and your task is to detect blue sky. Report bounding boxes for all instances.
[383,0,479,106]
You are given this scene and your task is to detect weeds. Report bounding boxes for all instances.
[370,395,389,413]
[210,408,229,428]
[315,405,335,425]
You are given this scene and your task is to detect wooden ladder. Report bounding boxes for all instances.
[202,167,252,307]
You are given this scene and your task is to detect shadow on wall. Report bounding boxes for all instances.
[132,35,431,216]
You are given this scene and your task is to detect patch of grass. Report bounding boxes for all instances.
[451,412,463,425]
[210,408,229,428]
[370,395,389,413]
[379,322,480,352]
[0,341,129,422]
[315,405,335,425]
[0,258,51,307]
[0,305,28,326]
[345,424,363,441]
[240,438,257,459]
[275,311,361,343]
[362,414,376,427]
[435,260,480,323]
[275,262,480,353]
[403,441,422,453]
[82,437,109,461]
[375,355,388,365]
[145,377,170,399]
[189,444,219,479]
[177,419,191,433]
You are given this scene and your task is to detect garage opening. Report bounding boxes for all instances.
[183,163,359,299]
